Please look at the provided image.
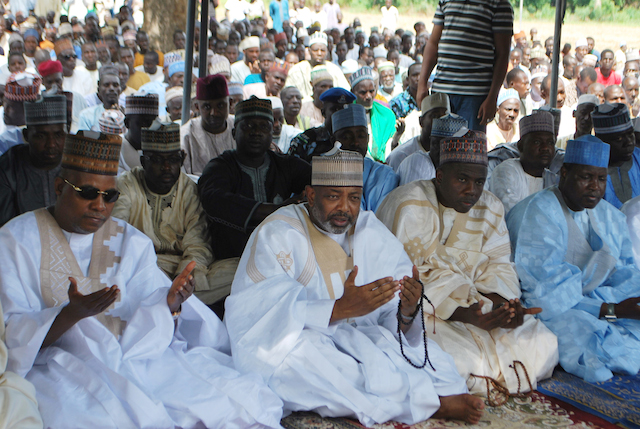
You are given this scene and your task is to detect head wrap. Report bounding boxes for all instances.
[125,93,159,116]
[62,131,122,176]
[5,72,41,102]
[592,102,633,135]
[99,109,126,135]
[341,59,359,75]
[349,66,374,89]
[234,96,273,123]
[37,60,63,77]
[168,61,185,78]
[196,74,228,100]
[58,23,73,37]
[165,86,183,104]
[238,36,260,51]
[378,61,395,73]
[274,32,287,43]
[24,94,67,126]
[141,119,181,152]
[54,38,74,55]
[208,53,231,77]
[227,81,243,96]
[319,87,356,105]
[421,92,450,114]
[310,65,332,86]
[519,111,554,137]
[497,88,520,107]
[266,96,283,110]
[309,31,328,47]
[564,135,610,168]
[530,46,546,60]
[431,113,468,138]
[575,38,588,48]
[577,94,599,106]
[440,130,488,167]
[311,142,363,187]
[332,104,367,133]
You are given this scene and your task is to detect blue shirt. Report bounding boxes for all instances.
[389,90,418,119]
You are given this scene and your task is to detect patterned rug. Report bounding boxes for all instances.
[538,369,640,429]
[281,391,617,429]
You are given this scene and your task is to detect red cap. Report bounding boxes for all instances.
[274,32,287,43]
[196,74,228,100]
[38,60,63,77]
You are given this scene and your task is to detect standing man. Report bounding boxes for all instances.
[323,0,341,30]
[389,62,422,119]
[121,94,159,173]
[269,0,289,33]
[416,0,513,131]
[596,49,622,87]
[55,38,93,97]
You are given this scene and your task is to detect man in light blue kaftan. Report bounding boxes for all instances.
[507,134,640,383]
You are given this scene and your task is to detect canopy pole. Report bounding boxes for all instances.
[199,0,209,78]
[519,0,523,31]
[182,0,198,125]
[550,0,566,108]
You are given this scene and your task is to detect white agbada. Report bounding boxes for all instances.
[396,150,436,185]
[622,195,640,267]
[225,204,468,428]
[0,209,283,429]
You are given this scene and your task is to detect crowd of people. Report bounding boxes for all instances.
[0,0,639,427]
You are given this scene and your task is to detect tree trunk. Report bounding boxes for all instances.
[143,0,189,53]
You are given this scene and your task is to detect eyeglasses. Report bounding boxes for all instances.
[63,178,120,203]
[61,54,77,60]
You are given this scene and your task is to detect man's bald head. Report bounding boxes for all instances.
[604,85,626,105]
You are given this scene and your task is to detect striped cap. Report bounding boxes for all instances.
[99,109,126,135]
[431,113,468,138]
[592,103,633,135]
[312,142,363,187]
[209,53,231,77]
[234,96,273,123]
[310,65,332,86]
[141,119,181,152]
[24,94,67,126]
[519,111,554,137]
[5,72,41,102]
[125,93,159,116]
[62,131,122,176]
[378,61,395,72]
[349,66,374,89]
[227,81,243,96]
[309,31,328,47]
[165,86,183,103]
[440,130,488,167]
[565,135,610,168]
[332,104,367,133]
[164,51,183,67]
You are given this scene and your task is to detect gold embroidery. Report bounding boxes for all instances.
[276,251,294,273]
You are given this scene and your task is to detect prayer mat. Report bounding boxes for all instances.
[538,368,640,429]
[281,391,616,428]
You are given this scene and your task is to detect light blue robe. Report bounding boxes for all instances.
[362,157,398,213]
[605,147,640,209]
[507,187,640,383]
[0,127,24,156]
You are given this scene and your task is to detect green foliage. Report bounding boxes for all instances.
[340,0,438,13]
[510,0,640,22]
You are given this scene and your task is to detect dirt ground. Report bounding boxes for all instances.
[341,9,640,53]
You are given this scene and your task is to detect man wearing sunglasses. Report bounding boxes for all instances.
[0,94,67,226]
[113,119,238,312]
[0,130,285,428]
[54,37,93,97]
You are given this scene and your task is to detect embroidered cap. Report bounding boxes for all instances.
[592,102,633,135]
[519,111,555,137]
[62,131,122,176]
[227,81,243,96]
[99,109,126,135]
[54,38,74,55]
[564,135,610,168]
[378,61,395,72]
[312,142,363,187]
[209,54,231,77]
[440,130,488,167]
[497,88,520,107]
[431,113,468,138]
[141,118,181,152]
[165,86,183,104]
[125,93,159,116]
[332,104,367,133]
[239,36,260,51]
[535,106,561,137]
[5,72,41,102]
[168,61,185,77]
[164,51,183,67]
[310,65,332,86]
[530,46,546,60]
[349,66,374,89]
[196,74,228,100]
[309,31,328,47]
[234,96,273,123]
[24,94,67,126]
[420,92,450,115]
[319,87,356,105]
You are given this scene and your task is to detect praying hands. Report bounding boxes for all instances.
[167,261,197,314]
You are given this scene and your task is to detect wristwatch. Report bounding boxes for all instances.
[604,303,617,322]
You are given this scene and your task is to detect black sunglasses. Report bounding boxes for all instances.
[63,178,120,203]
[61,54,77,60]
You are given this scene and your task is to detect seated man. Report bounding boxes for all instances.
[331,104,398,212]
[396,113,468,185]
[226,146,484,427]
[0,94,67,226]
[113,119,239,307]
[198,97,311,261]
[268,96,301,154]
[120,93,159,173]
[622,195,640,266]
[77,65,122,132]
[386,92,450,171]
[591,103,640,208]
[288,87,355,162]
[508,135,640,383]
[377,132,558,395]
[181,74,236,176]
[299,65,334,127]
[0,131,283,428]
[0,72,41,155]
[489,111,558,213]
[0,302,43,428]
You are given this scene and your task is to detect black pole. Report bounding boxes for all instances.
[199,0,209,78]
[182,0,197,125]
[550,0,566,108]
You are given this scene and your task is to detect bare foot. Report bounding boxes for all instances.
[433,394,485,424]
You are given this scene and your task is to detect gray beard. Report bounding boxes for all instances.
[309,203,351,234]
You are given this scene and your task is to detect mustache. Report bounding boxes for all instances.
[329,211,354,222]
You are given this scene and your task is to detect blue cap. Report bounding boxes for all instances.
[348,66,374,89]
[565,135,610,168]
[332,104,367,133]
[319,87,356,105]
[85,11,99,22]
[169,61,185,77]
[23,28,39,40]
[432,113,468,138]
